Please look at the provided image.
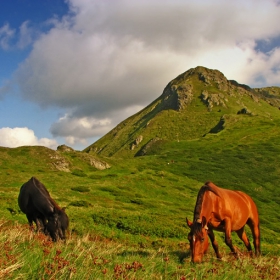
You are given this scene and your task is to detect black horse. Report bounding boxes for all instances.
[18,177,69,241]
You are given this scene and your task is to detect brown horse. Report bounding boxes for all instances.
[186,181,260,263]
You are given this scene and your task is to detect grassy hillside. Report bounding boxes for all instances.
[84,66,280,158]
[1,121,280,278]
[0,116,280,279]
[1,66,280,278]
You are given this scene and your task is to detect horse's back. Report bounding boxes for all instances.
[206,181,257,212]
[18,177,54,215]
[204,182,259,230]
[234,190,259,221]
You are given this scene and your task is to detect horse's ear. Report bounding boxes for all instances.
[202,216,208,229]
[186,217,193,227]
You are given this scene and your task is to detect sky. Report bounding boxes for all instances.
[0,0,280,151]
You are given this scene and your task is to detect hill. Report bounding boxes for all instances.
[1,66,280,279]
[84,66,280,158]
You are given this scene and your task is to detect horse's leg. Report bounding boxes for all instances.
[247,219,261,257]
[26,214,35,231]
[224,218,237,255]
[208,229,222,259]
[34,217,44,232]
[236,227,252,255]
[42,217,49,235]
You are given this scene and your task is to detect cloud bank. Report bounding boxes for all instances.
[12,0,280,147]
[0,127,58,149]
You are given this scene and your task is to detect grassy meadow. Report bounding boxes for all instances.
[0,67,280,280]
[1,106,280,278]
[1,220,280,280]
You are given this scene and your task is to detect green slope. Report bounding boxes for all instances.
[84,66,280,158]
[0,66,279,257]
[1,118,280,253]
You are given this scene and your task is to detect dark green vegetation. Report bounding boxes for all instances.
[1,66,280,279]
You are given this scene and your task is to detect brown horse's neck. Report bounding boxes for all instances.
[193,185,208,222]
[193,182,221,223]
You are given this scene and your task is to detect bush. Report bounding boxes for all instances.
[71,169,87,177]
[71,186,90,193]
[69,200,90,207]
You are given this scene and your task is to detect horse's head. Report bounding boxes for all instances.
[47,207,69,241]
[57,207,69,240]
[186,216,209,263]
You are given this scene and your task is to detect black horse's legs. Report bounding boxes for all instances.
[26,214,35,231]
[35,217,45,232]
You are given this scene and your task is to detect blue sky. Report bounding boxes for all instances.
[0,0,280,151]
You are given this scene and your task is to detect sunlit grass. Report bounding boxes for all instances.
[1,106,280,279]
[0,221,279,279]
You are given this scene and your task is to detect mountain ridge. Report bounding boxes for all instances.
[84,66,280,157]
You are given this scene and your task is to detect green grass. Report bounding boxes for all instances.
[1,66,280,278]
[0,116,280,279]
[1,118,280,245]
[0,221,280,279]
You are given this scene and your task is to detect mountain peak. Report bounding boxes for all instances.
[173,66,227,85]
[84,66,280,157]
[160,66,249,111]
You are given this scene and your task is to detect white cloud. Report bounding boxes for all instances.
[50,114,112,138]
[0,127,58,149]
[12,0,280,146]
[0,24,15,50]
[0,21,39,51]
[17,21,34,49]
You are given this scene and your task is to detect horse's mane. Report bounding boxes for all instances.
[193,185,208,223]
[191,220,204,236]
[49,197,63,211]
[193,182,220,223]
[191,182,220,235]
[31,176,62,211]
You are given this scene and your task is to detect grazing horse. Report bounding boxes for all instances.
[186,181,260,263]
[18,177,69,241]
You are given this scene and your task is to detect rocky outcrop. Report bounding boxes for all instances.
[200,90,228,110]
[135,137,161,156]
[57,144,74,152]
[254,87,280,109]
[49,154,71,172]
[131,135,143,150]
[55,144,110,171]
[159,66,261,112]
[89,157,110,170]
[161,82,193,111]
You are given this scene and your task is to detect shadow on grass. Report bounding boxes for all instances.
[117,249,151,258]
[170,250,190,263]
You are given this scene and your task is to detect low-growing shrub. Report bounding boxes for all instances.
[71,186,90,193]
[69,200,90,207]
[71,169,87,177]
